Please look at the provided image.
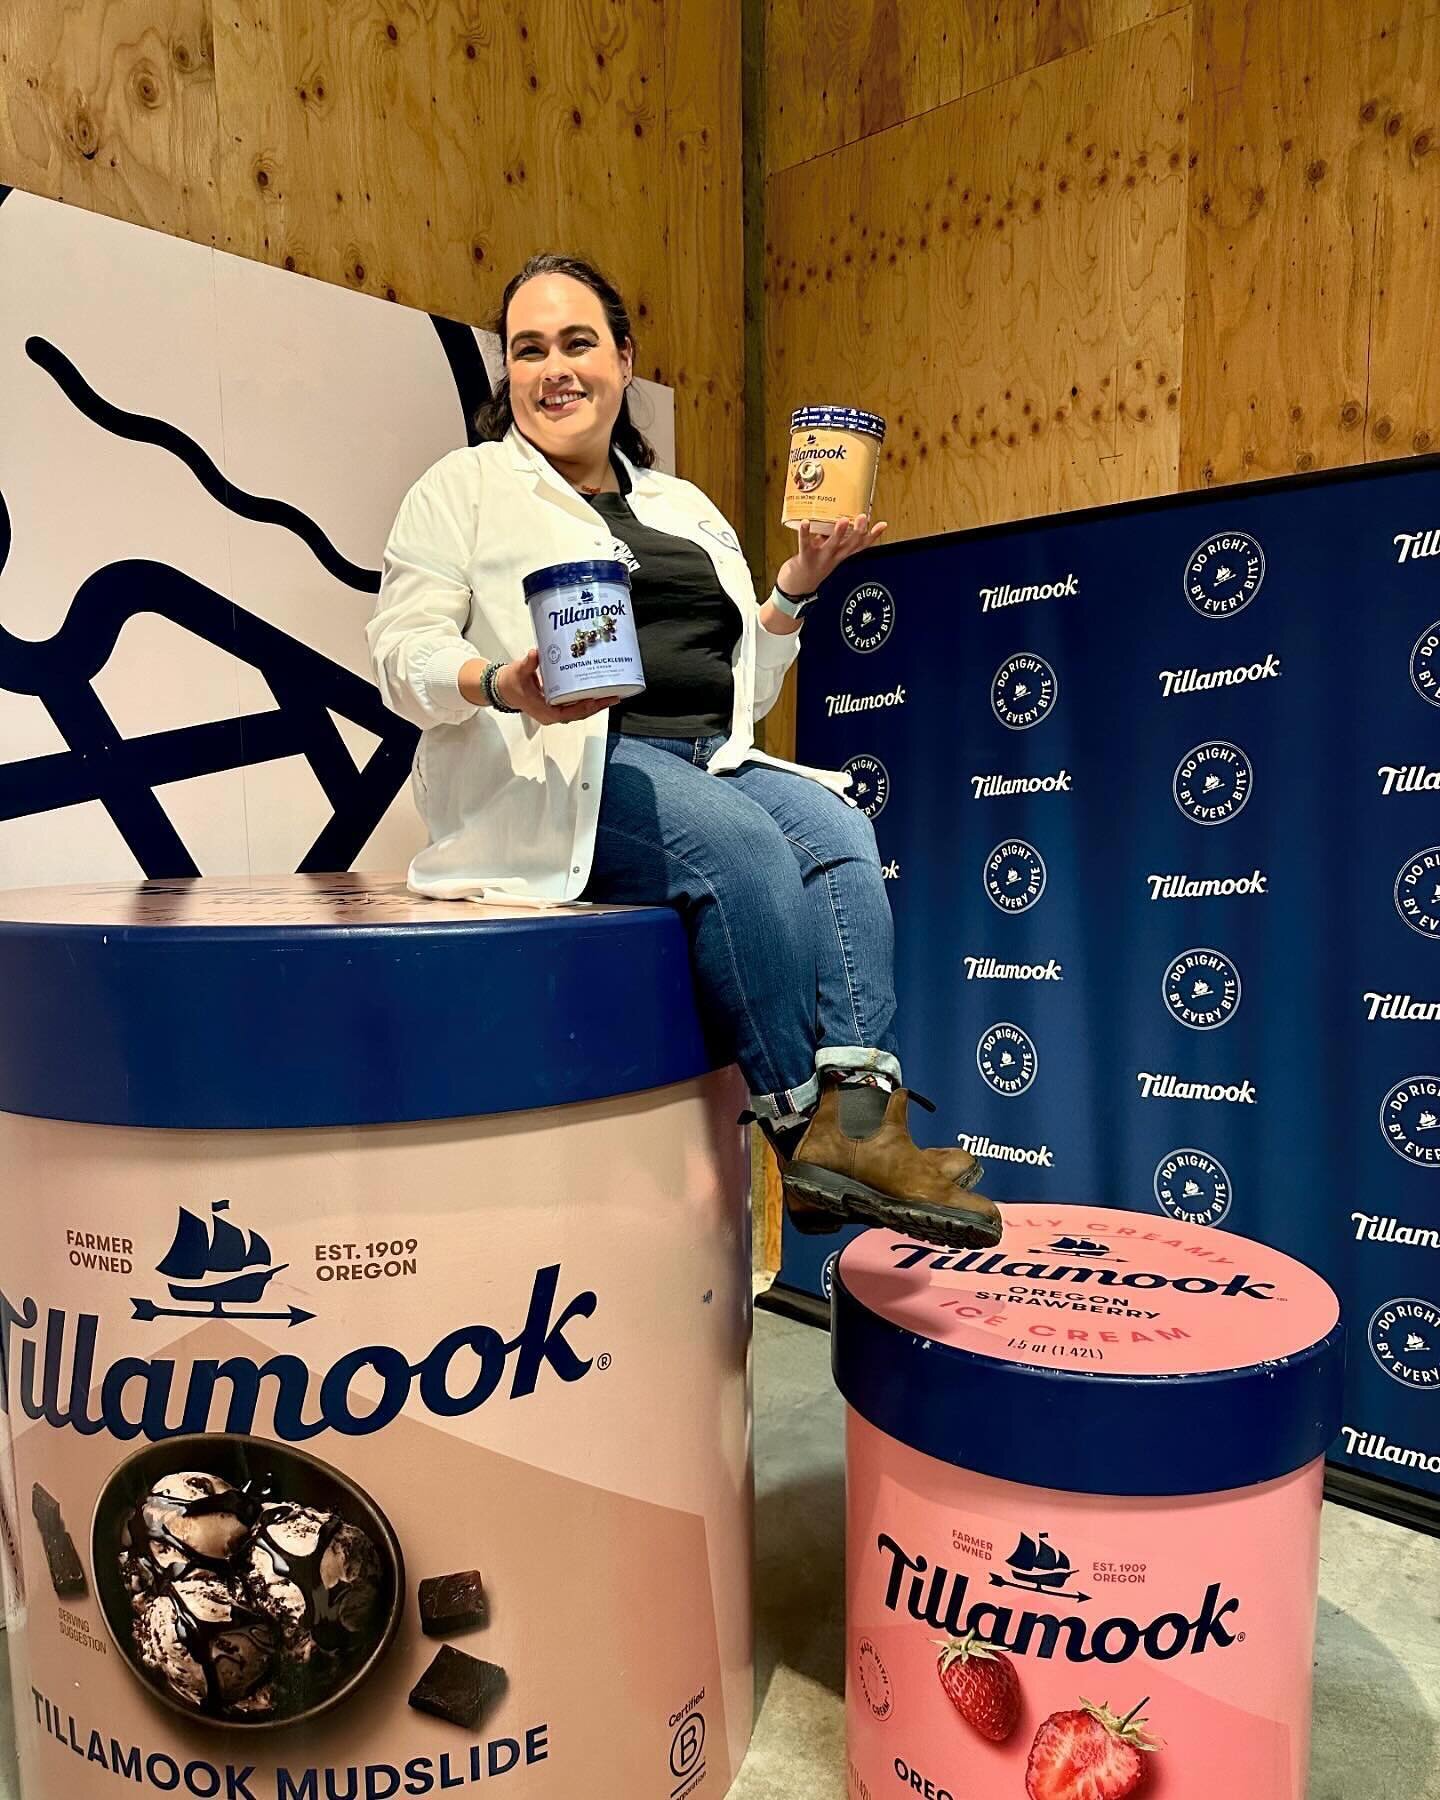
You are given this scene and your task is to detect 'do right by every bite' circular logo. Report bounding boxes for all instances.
[1153,1148,1233,1227]
[1411,619,1440,707]
[983,839,1047,913]
[1395,847,1440,940]
[842,754,890,819]
[1368,1297,1440,1390]
[991,653,1058,730]
[1379,1076,1440,1168]
[1184,530,1266,617]
[1173,740,1253,825]
[977,1022,1038,1096]
[841,582,896,653]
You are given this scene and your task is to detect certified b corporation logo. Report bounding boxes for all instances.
[1367,1298,1440,1390]
[841,581,896,653]
[984,840,1047,913]
[1379,1077,1440,1168]
[1394,846,1440,940]
[1184,531,1266,617]
[1163,948,1242,1031]
[842,754,890,819]
[1173,741,1253,825]
[1411,619,1440,707]
[991,653,1058,730]
[1153,1148,1233,1226]
[977,1022,1038,1095]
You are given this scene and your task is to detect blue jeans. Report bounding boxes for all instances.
[581,733,902,1120]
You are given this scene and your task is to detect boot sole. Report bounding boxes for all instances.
[782,1163,1003,1252]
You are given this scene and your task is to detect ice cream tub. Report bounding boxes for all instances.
[782,406,886,534]
[0,875,753,1799]
[522,559,645,705]
[833,1205,1345,1800]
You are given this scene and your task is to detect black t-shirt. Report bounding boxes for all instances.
[587,470,740,738]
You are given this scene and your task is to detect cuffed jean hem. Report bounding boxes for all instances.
[816,1046,903,1085]
[746,1071,821,1124]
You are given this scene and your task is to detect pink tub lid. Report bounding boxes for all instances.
[832,1205,1345,1497]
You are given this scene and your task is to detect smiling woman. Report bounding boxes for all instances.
[367,251,1002,1251]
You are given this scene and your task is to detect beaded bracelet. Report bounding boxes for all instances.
[482,660,521,714]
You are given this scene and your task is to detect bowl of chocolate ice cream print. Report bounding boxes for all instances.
[91,1433,405,1730]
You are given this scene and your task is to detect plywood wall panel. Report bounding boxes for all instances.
[0,0,220,243]
[664,0,745,525]
[764,10,1188,578]
[2,0,740,507]
[765,0,1179,175]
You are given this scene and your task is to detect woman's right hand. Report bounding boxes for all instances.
[494,648,618,725]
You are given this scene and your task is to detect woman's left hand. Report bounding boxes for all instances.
[777,514,889,597]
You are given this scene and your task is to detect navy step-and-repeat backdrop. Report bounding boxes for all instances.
[778,457,1440,1521]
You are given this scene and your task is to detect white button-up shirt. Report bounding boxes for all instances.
[368,426,850,902]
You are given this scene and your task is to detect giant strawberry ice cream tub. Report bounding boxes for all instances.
[0,875,753,1800]
[833,1206,1344,1800]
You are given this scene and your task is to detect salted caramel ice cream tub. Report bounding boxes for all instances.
[833,1206,1344,1800]
[783,406,886,534]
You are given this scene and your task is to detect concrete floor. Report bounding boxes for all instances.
[1,1308,1436,1797]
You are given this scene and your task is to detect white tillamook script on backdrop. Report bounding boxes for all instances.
[0,188,675,888]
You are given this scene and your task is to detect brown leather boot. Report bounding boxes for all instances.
[781,1082,1002,1249]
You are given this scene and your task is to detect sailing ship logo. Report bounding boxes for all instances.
[990,1531,1090,1603]
[1039,1236,1114,1260]
[132,1200,313,1326]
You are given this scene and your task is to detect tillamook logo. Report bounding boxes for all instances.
[1137,1072,1258,1104]
[1362,992,1440,1022]
[983,840,1047,913]
[825,684,906,717]
[1367,1298,1440,1389]
[1148,870,1268,900]
[876,1534,1242,1663]
[1154,1149,1233,1227]
[971,769,1071,798]
[1379,1076,1440,1167]
[1352,1211,1440,1250]
[979,574,1079,612]
[841,582,896,653]
[0,1263,598,1442]
[1377,763,1440,795]
[881,859,900,880]
[1163,948,1242,1031]
[889,1241,1275,1298]
[992,653,1058,730]
[1411,618,1440,706]
[842,754,889,818]
[1173,741,1253,825]
[1393,529,1440,563]
[1158,653,1281,698]
[977,1022,1038,1096]
[1340,1426,1440,1476]
[964,956,1063,981]
[1184,531,1265,617]
[957,1132,1054,1168]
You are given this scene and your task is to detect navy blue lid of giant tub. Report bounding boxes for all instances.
[832,1207,1345,1497]
[0,876,716,1129]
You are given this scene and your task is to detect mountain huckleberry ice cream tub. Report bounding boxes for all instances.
[782,407,886,535]
[522,559,646,706]
[833,1205,1345,1800]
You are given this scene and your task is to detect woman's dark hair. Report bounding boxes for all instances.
[474,253,656,468]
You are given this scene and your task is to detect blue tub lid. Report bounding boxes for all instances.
[521,560,630,597]
[0,876,715,1129]
[832,1207,1345,1497]
[789,406,887,440]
